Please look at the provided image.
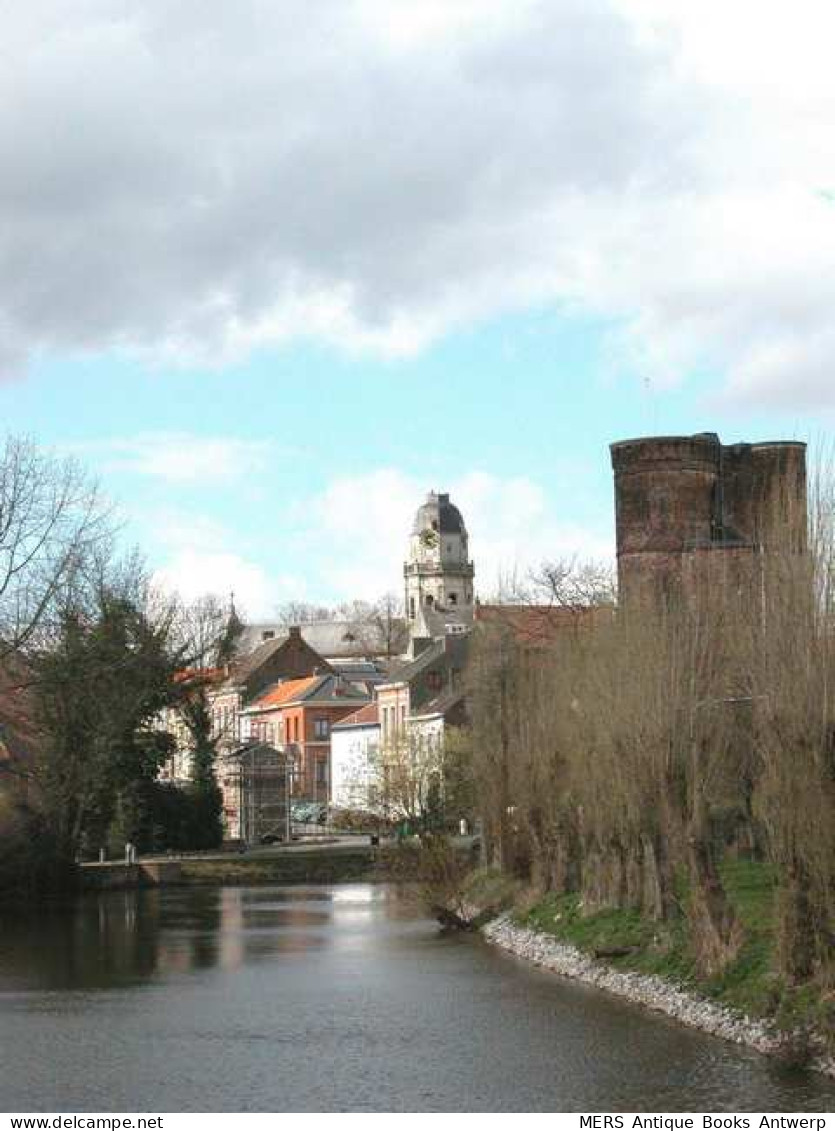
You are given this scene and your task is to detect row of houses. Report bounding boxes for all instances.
[161,602,593,841]
[157,615,478,838]
[0,487,614,846]
[155,489,610,841]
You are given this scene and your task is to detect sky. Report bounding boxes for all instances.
[3,0,835,616]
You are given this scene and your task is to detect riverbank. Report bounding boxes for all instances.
[483,916,832,1075]
[474,860,835,1078]
[80,842,379,890]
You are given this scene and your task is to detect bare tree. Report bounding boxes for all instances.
[0,436,110,657]
[172,593,243,668]
[273,593,408,657]
[344,593,408,658]
[273,600,334,625]
[530,556,617,608]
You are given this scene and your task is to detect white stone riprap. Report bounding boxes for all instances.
[482,915,835,1078]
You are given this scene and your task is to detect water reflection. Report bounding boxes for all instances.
[1,884,834,1113]
[0,884,405,989]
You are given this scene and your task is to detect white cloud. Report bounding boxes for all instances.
[8,2,835,404]
[155,549,271,615]
[148,505,302,618]
[146,467,612,611]
[303,468,612,600]
[80,432,272,483]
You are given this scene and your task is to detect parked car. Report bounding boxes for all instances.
[290,801,328,825]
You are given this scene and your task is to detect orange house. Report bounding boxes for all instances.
[240,673,370,802]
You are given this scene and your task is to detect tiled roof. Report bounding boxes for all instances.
[410,686,466,721]
[474,603,612,643]
[381,638,445,685]
[231,635,289,683]
[174,666,226,685]
[332,702,379,729]
[247,673,371,712]
[236,620,396,659]
[249,675,321,709]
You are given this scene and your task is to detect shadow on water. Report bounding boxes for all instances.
[1,883,834,1112]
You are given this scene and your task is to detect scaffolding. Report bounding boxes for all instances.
[237,743,291,845]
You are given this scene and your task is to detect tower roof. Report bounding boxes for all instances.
[411,491,466,535]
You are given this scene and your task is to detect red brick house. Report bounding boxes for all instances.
[240,673,370,801]
[159,626,333,783]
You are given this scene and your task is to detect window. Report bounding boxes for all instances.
[409,597,415,619]
[314,717,329,740]
[427,670,442,692]
[261,630,275,641]
[449,592,458,605]
[315,760,327,786]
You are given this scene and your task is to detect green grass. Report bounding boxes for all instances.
[513,858,817,1029]
[463,867,519,912]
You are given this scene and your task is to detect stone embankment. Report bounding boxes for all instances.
[483,914,835,1078]
[80,843,378,890]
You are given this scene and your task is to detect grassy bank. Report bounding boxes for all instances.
[480,859,833,1049]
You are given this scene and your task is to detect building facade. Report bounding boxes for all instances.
[239,672,370,802]
[330,703,380,811]
[404,491,475,627]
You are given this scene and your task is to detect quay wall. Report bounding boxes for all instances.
[80,845,378,891]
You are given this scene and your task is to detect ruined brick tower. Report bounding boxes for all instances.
[610,433,807,606]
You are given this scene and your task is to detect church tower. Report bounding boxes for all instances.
[404,491,475,626]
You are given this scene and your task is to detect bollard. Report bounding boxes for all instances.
[99,847,106,863]
[459,818,468,837]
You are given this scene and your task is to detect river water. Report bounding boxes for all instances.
[1,884,833,1112]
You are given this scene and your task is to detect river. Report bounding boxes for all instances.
[1,884,833,1112]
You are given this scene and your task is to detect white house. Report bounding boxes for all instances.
[330,702,380,811]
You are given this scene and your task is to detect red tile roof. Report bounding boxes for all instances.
[250,675,321,709]
[474,603,613,643]
[333,702,379,728]
[174,666,226,685]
